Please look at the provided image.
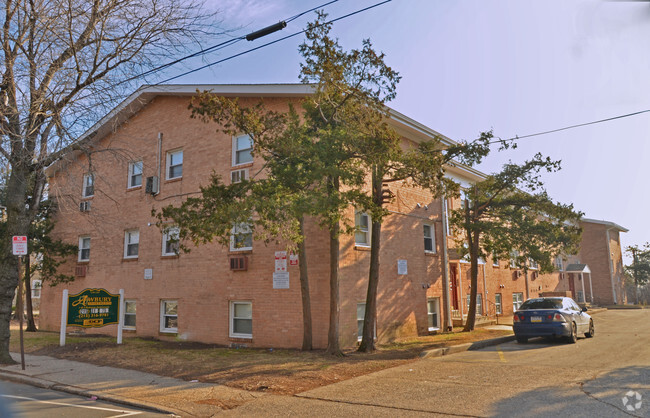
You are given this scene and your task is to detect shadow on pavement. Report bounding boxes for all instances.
[490,366,650,418]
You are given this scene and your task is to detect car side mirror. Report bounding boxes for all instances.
[581,306,588,312]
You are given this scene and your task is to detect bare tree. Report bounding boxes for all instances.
[0,0,220,364]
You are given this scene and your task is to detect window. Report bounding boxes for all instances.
[230,301,252,338]
[495,293,502,315]
[357,303,365,341]
[427,298,440,331]
[230,223,253,251]
[78,236,90,261]
[509,251,519,268]
[128,161,143,188]
[423,224,436,253]
[233,134,253,166]
[31,280,42,299]
[513,292,524,311]
[82,174,94,197]
[576,290,585,303]
[160,300,178,333]
[492,253,499,267]
[124,229,139,258]
[554,256,564,271]
[466,294,483,315]
[123,300,136,329]
[529,258,539,270]
[162,226,179,256]
[166,149,183,180]
[355,211,370,246]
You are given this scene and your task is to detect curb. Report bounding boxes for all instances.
[419,335,516,359]
[0,370,182,416]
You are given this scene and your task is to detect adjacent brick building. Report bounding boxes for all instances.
[40,84,627,349]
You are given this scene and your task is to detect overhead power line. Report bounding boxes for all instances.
[157,0,393,84]
[492,109,650,144]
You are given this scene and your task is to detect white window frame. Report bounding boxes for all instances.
[427,298,440,331]
[82,174,94,198]
[495,293,502,315]
[230,301,253,339]
[162,226,180,256]
[356,302,376,341]
[554,256,564,271]
[492,253,499,267]
[31,279,42,299]
[78,236,91,261]
[529,258,539,270]
[160,300,178,333]
[166,149,183,180]
[232,134,254,166]
[123,299,136,330]
[466,294,483,315]
[124,229,139,259]
[510,251,519,269]
[423,223,436,253]
[355,211,371,247]
[128,161,143,188]
[230,223,253,251]
[513,292,524,311]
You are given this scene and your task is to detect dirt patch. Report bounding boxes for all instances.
[9,323,511,396]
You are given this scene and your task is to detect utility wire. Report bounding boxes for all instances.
[493,109,650,144]
[157,0,393,85]
[74,0,343,100]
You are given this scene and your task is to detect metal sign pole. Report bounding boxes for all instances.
[17,256,25,370]
[60,289,68,346]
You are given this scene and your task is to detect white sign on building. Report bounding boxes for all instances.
[397,259,408,275]
[273,272,290,289]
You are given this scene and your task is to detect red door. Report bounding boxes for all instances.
[450,265,459,310]
[568,273,576,299]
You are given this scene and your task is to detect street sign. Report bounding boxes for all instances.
[289,253,299,266]
[12,236,27,255]
[67,288,120,328]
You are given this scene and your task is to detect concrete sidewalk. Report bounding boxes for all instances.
[0,353,265,416]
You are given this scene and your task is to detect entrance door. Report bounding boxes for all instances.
[450,265,459,310]
[568,273,576,300]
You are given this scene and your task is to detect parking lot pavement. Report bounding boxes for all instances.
[229,309,650,417]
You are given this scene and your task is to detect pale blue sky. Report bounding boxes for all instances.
[167,0,650,260]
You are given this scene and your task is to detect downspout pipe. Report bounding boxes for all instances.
[441,197,453,331]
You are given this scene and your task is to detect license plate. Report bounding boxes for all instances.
[531,316,542,323]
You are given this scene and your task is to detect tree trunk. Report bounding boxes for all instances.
[298,216,312,351]
[359,168,384,352]
[524,270,530,300]
[463,230,480,332]
[0,167,29,364]
[326,221,342,355]
[24,255,37,332]
[358,219,381,352]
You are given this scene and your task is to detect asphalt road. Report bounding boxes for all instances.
[227,309,650,417]
[0,381,169,417]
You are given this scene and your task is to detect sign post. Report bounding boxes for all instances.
[60,288,122,346]
[12,236,27,370]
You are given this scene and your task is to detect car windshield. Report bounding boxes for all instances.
[519,299,563,310]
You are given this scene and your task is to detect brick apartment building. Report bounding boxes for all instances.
[40,84,627,349]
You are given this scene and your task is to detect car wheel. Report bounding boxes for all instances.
[585,319,594,338]
[567,322,577,344]
[516,336,528,344]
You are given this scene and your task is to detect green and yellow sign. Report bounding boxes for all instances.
[67,288,120,328]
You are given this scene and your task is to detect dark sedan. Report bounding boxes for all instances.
[513,297,594,343]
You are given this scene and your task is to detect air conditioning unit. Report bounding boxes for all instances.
[75,265,87,277]
[79,201,91,212]
[512,270,521,280]
[231,168,249,184]
[145,176,159,195]
[532,271,539,280]
[229,255,248,271]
